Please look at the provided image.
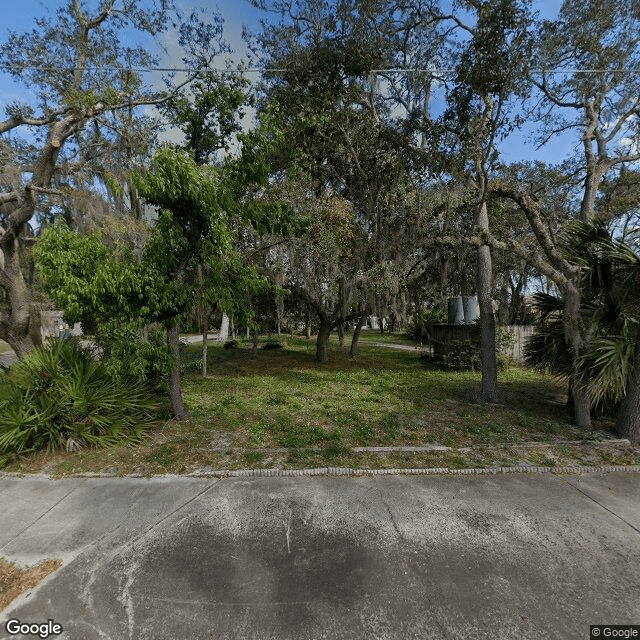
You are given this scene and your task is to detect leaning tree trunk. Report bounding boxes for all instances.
[166,323,188,420]
[316,319,332,363]
[477,201,499,403]
[1,117,69,359]
[615,326,640,443]
[349,314,366,358]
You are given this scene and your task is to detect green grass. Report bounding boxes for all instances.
[3,334,638,476]
[357,331,418,346]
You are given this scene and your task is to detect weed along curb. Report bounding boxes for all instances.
[207,438,633,455]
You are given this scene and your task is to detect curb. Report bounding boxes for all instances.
[2,465,640,480]
[186,464,640,478]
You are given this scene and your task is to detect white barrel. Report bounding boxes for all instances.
[462,296,479,324]
[447,296,464,325]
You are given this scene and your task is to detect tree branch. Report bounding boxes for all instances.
[25,184,65,197]
[490,186,579,278]
[532,75,584,109]
[0,190,19,205]
[0,109,72,134]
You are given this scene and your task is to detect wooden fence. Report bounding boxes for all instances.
[501,325,535,363]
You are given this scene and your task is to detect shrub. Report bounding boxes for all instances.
[495,326,517,354]
[0,338,161,466]
[262,340,283,350]
[440,339,481,371]
[96,323,172,393]
[405,308,447,342]
[223,340,239,350]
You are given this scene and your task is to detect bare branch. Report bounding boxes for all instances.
[428,11,475,35]
[339,127,367,183]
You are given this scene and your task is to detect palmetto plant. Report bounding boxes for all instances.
[0,338,161,466]
[525,221,640,422]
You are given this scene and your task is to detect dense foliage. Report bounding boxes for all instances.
[0,338,160,466]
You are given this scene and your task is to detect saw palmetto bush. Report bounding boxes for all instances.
[524,222,640,416]
[0,338,161,466]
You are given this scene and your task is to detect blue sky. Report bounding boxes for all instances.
[0,0,572,164]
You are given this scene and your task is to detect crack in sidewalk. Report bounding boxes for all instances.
[0,479,88,553]
[564,479,640,536]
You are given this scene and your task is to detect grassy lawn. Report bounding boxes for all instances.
[3,335,639,476]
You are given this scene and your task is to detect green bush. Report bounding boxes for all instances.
[405,308,447,342]
[495,326,517,354]
[262,340,284,350]
[0,338,161,466]
[96,324,172,393]
[441,339,481,371]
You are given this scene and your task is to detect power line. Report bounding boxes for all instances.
[1,66,636,74]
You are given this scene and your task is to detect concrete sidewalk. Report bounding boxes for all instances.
[1,471,639,639]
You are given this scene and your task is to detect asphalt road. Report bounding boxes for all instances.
[1,471,639,640]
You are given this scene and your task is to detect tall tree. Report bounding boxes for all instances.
[160,68,252,367]
[490,0,640,427]
[133,147,232,418]
[427,0,534,402]
[247,0,426,360]
[0,0,225,358]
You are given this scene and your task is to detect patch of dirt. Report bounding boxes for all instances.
[0,557,62,610]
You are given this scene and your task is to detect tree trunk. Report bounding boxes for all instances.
[0,119,67,360]
[316,319,332,363]
[477,201,499,403]
[201,312,209,377]
[276,296,283,335]
[217,313,230,342]
[615,326,640,443]
[389,308,397,333]
[349,314,366,358]
[0,239,40,358]
[564,289,591,428]
[305,310,312,340]
[251,329,259,360]
[167,323,188,420]
[338,322,345,347]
